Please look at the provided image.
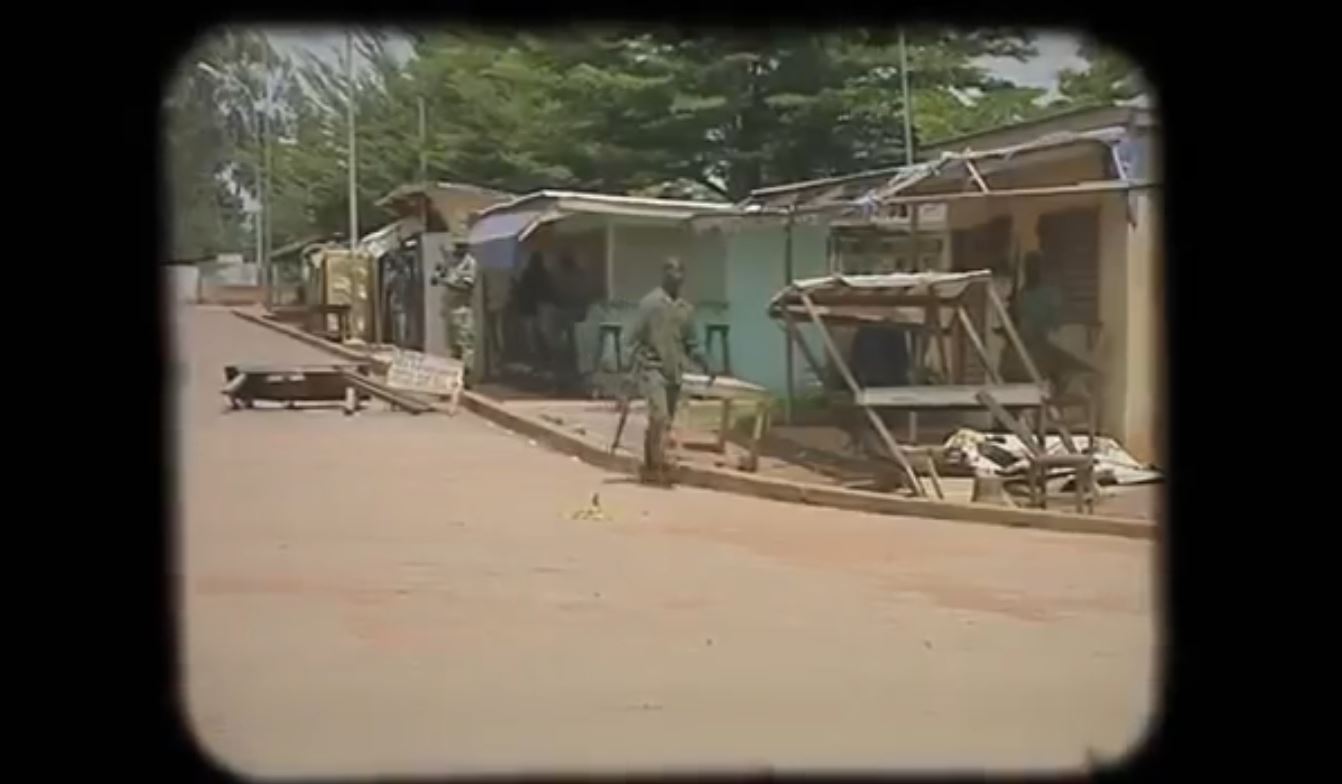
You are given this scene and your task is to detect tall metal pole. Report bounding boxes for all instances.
[898,27,919,270]
[783,206,796,424]
[417,95,429,230]
[252,112,263,270]
[262,41,273,304]
[347,31,359,250]
[899,28,915,170]
[899,27,921,442]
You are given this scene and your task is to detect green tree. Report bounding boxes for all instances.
[1051,40,1145,107]
[162,31,253,259]
[173,27,1064,247]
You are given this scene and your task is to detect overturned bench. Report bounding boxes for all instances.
[221,363,433,415]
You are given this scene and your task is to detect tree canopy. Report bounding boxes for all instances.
[163,27,1145,259]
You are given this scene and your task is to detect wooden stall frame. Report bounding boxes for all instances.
[768,270,1091,500]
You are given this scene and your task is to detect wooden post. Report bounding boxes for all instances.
[796,289,925,496]
[783,207,796,425]
[779,316,827,388]
[604,222,616,305]
[746,399,769,472]
[927,287,951,383]
[371,253,382,346]
[984,283,1081,453]
[955,305,1003,384]
[717,398,733,453]
[907,205,921,444]
[986,281,1044,386]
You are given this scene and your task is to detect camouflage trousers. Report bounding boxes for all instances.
[639,369,681,481]
[448,306,475,377]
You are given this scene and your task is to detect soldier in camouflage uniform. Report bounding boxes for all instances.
[435,239,478,384]
[626,257,713,486]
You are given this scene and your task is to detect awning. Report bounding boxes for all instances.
[469,209,549,245]
[768,270,993,317]
[468,209,552,271]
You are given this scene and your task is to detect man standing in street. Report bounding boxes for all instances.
[627,257,712,486]
[435,238,478,386]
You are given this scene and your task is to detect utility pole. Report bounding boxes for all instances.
[347,30,359,250]
[899,27,921,443]
[262,40,274,304]
[417,95,428,229]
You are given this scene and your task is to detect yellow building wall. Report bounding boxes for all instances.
[941,151,1161,457]
[1120,190,1162,465]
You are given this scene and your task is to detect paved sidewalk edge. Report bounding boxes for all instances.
[231,308,1156,541]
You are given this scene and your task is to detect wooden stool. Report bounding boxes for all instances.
[704,323,731,376]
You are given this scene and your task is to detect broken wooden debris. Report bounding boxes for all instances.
[221,363,371,409]
[339,370,434,414]
[219,362,431,415]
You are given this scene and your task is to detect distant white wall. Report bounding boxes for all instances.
[167,266,200,303]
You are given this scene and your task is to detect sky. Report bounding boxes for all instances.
[267,28,1090,97]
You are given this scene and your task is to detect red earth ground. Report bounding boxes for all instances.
[175,306,1158,777]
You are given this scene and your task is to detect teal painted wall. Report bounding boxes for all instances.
[720,223,829,396]
[574,222,728,377]
[567,218,832,397]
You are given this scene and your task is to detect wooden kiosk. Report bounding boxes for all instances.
[768,270,1092,504]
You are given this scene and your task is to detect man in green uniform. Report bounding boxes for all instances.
[435,239,477,385]
[627,257,712,486]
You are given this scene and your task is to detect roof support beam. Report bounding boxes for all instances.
[965,160,991,193]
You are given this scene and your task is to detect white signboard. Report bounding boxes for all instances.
[386,348,464,400]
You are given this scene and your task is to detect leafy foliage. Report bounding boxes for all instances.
[164,27,1142,256]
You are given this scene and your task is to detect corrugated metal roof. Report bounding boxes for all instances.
[377,181,515,207]
[867,128,1128,202]
[767,270,994,321]
[781,270,991,298]
[920,104,1153,155]
[477,190,734,222]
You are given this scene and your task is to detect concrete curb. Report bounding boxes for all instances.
[230,308,1156,541]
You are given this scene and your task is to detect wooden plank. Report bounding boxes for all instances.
[965,159,991,193]
[865,179,1159,206]
[985,284,1046,388]
[856,383,1044,408]
[681,373,768,400]
[221,372,248,397]
[229,363,368,375]
[974,390,1042,456]
[926,293,952,383]
[797,289,925,496]
[776,317,834,388]
[340,371,434,414]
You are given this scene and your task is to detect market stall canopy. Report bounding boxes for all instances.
[477,189,733,223]
[768,270,994,326]
[468,209,552,271]
[700,128,1156,234]
[474,189,734,259]
[859,128,1150,207]
[771,270,991,309]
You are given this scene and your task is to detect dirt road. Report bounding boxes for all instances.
[175,307,1157,777]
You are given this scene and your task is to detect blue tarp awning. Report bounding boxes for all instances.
[469,209,551,271]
